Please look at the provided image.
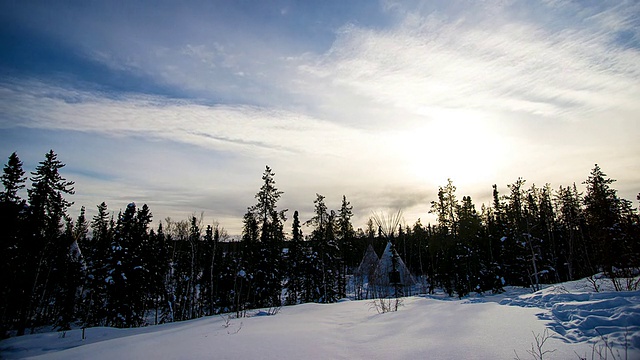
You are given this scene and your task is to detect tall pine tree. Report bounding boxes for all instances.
[0,152,27,336]
[23,150,75,334]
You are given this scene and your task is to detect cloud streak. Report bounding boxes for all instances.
[1,0,639,233]
[0,79,376,159]
[298,3,640,122]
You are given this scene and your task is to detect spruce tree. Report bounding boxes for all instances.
[106,203,152,327]
[55,213,85,330]
[84,202,114,326]
[455,196,481,297]
[238,210,258,313]
[247,166,287,309]
[306,194,340,303]
[429,180,459,296]
[486,184,506,291]
[0,152,27,336]
[502,178,530,286]
[148,222,171,324]
[583,164,623,283]
[555,184,586,280]
[336,196,355,297]
[23,150,75,334]
[199,224,220,316]
[1,152,26,204]
[285,211,305,305]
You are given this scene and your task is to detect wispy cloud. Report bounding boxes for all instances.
[0,79,373,158]
[1,0,639,233]
[298,2,640,121]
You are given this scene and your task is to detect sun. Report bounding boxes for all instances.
[395,110,508,187]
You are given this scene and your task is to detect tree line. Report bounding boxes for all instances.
[1,150,638,337]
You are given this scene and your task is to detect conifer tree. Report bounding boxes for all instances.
[583,165,624,283]
[502,178,530,286]
[199,223,222,316]
[148,222,170,324]
[83,202,114,326]
[238,210,258,313]
[336,195,354,298]
[23,150,75,334]
[55,212,85,330]
[285,211,305,305]
[164,217,192,321]
[411,219,431,293]
[1,152,26,204]
[537,184,560,282]
[429,180,459,295]
[478,203,503,293]
[248,166,287,309]
[106,203,152,327]
[0,152,27,336]
[555,184,586,280]
[306,194,340,303]
[486,184,506,291]
[455,196,481,297]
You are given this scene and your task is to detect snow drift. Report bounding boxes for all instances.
[1,278,638,360]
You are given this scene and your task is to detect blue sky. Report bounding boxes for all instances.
[1,0,639,234]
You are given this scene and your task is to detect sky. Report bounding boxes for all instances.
[1,0,639,235]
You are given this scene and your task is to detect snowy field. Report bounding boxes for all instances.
[1,278,638,360]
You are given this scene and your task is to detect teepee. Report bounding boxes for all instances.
[370,210,415,288]
[354,244,379,300]
[356,244,379,281]
[373,241,415,288]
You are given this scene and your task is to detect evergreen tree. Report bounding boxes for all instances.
[184,216,201,319]
[336,195,354,298]
[247,166,287,309]
[148,222,171,324]
[410,219,430,293]
[238,210,258,314]
[23,150,75,334]
[455,196,481,297]
[0,152,27,336]
[430,179,458,237]
[429,179,459,296]
[486,184,506,292]
[365,218,376,240]
[0,152,26,204]
[285,211,305,305]
[502,178,530,287]
[583,165,624,282]
[306,194,340,303]
[165,218,192,321]
[555,184,586,280]
[83,202,114,326]
[479,203,503,293]
[537,184,560,282]
[199,223,222,316]
[106,203,152,327]
[55,212,85,330]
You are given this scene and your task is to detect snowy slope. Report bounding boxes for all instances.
[501,282,640,356]
[2,280,638,360]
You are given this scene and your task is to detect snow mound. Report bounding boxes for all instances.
[501,289,640,351]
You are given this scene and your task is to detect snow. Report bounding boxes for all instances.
[1,278,638,360]
[501,282,640,353]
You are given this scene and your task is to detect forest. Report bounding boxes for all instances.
[1,150,639,338]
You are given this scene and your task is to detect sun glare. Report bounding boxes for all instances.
[397,111,507,186]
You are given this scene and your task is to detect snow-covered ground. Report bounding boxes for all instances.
[2,278,638,360]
